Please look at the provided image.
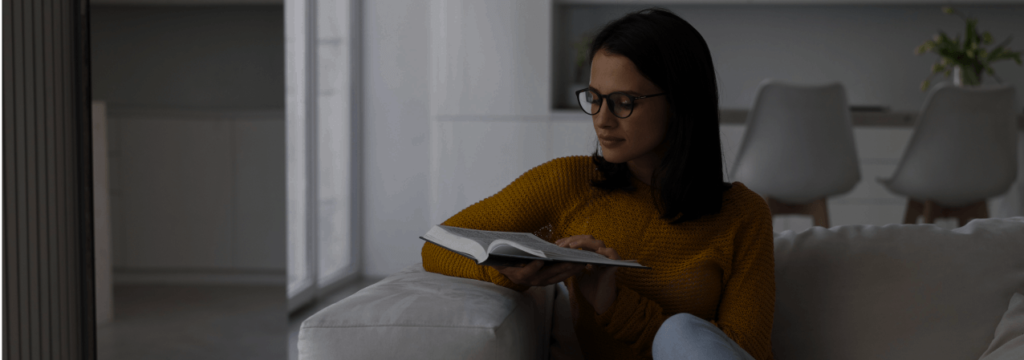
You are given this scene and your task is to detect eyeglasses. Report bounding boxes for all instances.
[575,88,667,119]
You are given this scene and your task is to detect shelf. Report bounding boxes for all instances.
[550,108,1024,128]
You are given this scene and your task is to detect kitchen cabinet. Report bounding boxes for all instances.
[108,109,286,284]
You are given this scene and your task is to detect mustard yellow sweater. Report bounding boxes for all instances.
[421,156,775,360]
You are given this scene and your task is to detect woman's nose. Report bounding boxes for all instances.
[594,99,618,128]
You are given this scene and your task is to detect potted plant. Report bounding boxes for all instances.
[915,6,1021,90]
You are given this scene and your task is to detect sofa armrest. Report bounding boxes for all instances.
[298,263,554,360]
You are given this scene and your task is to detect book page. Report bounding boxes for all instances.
[434,226,513,248]
[422,226,492,261]
[487,241,545,258]
[429,225,648,268]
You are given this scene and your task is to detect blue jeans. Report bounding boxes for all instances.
[653,313,756,360]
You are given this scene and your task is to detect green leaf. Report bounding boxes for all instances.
[915,41,934,55]
[965,21,976,48]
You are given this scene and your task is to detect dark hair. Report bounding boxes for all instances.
[588,8,729,224]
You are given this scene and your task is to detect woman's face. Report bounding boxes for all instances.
[589,48,671,167]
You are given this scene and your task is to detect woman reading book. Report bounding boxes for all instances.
[421,8,773,360]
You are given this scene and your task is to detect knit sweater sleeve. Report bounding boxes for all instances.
[421,157,583,292]
[590,282,667,359]
[592,190,776,360]
[712,196,776,360]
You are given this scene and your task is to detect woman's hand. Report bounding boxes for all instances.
[555,235,621,314]
[492,260,586,288]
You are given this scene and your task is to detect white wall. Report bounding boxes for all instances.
[359,0,433,277]
[429,0,555,226]
[360,0,558,278]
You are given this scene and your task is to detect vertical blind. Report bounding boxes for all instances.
[3,0,96,359]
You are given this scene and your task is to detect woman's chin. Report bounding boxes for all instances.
[600,152,628,164]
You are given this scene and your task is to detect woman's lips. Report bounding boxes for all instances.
[599,137,624,147]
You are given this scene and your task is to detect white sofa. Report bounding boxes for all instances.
[299,218,1024,360]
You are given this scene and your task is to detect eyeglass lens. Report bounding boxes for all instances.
[577,90,634,118]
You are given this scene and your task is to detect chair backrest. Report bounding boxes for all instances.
[731,80,860,204]
[885,84,1017,207]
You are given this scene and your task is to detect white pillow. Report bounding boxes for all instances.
[979,293,1024,360]
[772,217,1024,360]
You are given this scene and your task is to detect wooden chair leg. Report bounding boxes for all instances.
[810,198,829,228]
[766,196,802,217]
[922,200,938,224]
[954,201,988,227]
[975,201,989,218]
[903,199,923,224]
[765,196,830,228]
[912,200,988,227]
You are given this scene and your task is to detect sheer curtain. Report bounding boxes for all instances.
[4,0,97,356]
[286,0,361,312]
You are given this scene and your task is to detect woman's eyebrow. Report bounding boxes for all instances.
[588,85,642,95]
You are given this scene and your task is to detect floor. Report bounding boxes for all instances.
[96,280,381,360]
[98,285,286,360]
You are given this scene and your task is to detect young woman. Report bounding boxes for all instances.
[421,8,774,360]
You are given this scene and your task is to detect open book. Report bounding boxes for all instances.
[420,225,650,269]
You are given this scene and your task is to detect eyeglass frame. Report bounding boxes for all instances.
[575,88,668,119]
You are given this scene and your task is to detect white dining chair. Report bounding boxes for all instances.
[879,84,1017,226]
[731,79,861,228]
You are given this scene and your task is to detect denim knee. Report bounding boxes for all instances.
[659,313,706,338]
[653,313,752,360]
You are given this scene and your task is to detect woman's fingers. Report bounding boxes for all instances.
[511,261,584,287]
[596,246,622,260]
[555,235,607,252]
[524,259,545,271]
[555,235,620,262]
[543,264,585,284]
[517,260,547,284]
[495,260,542,285]
[534,262,584,284]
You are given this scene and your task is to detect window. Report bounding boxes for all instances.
[286,0,360,311]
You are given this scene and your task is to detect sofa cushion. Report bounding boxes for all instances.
[979,292,1024,360]
[298,264,549,360]
[772,217,1024,360]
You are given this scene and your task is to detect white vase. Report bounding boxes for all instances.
[951,65,984,87]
